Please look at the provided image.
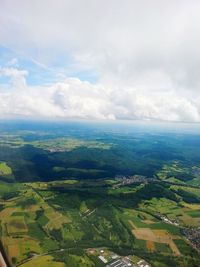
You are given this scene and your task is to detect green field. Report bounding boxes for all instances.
[0,162,12,175]
[20,255,65,267]
[0,123,200,266]
[0,178,199,267]
[6,216,27,234]
[0,162,13,181]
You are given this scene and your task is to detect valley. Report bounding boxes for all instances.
[0,121,200,267]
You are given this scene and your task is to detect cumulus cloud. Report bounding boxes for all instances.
[0,67,28,89]
[0,1,200,122]
[0,66,199,122]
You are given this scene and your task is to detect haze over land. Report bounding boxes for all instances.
[1,0,200,122]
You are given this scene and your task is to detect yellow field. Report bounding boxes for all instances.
[132,228,180,255]
[44,208,71,230]
[146,240,155,252]
[20,255,65,267]
[27,204,40,213]
[129,219,181,256]
[183,203,200,210]
[7,243,19,259]
[6,216,27,234]
[180,214,200,227]
[144,220,155,224]
[2,236,42,263]
[133,228,156,240]
[0,207,16,218]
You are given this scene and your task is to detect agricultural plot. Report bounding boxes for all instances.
[2,236,42,264]
[154,242,172,254]
[0,122,200,267]
[186,210,200,218]
[179,215,200,227]
[65,253,95,267]
[156,162,192,183]
[44,208,71,230]
[0,162,13,181]
[0,181,21,198]
[139,196,200,227]
[80,201,89,214]
[131,226,181,255]
[0,207,16,218]
[0,177,200,267]
[124,208,183,256]
[146,240,155,252]
[170,185,200,203]
[6,216,27,235]
[30,138,112,152]
[139,197,181,215]
[20,255,65,267]
[0,162,12,176]
[173,239,197,256]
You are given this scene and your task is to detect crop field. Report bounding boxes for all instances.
[0,180,199,267]
[20,255,65,267]
[146,240,155,252]
[6,216,27,235]
[139,196,200,227]
[2,236,42,264]
[0,136,112,153]
[156,162,189,181]
[186,210,200,217]
[44,208,71,230]
[0,207,16,218]
[0,120,200,267]
[131,227,180,255]
[0,162,12,176]
[30,137,112,152]
[0,162,13,181]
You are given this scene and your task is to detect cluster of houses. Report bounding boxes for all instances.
[96,249,150,267]
[87,248,151,267]
[156,213,179,226]
[182,227,200,251]
[113,175,156,188]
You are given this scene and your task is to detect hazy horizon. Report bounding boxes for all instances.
[1,118,200,135]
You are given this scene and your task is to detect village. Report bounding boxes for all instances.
[87,248,151,267]
[113,175,156,188]
[182,227,200,252]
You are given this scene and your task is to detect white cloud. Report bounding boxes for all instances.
[0,66,28,89]
[6,58,18,67]
[0,1,200,122]
[0,66,199,122]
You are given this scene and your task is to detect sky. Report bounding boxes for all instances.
[0,0,200,122]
